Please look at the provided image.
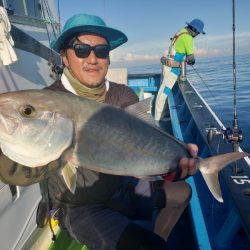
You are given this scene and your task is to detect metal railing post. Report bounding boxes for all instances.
[179,61,187,82]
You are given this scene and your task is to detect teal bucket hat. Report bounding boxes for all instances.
[51,13,128,52]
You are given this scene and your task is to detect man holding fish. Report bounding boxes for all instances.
[48,13,198,249]
[0,13,246,250]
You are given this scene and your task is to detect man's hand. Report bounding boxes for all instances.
[186,54,195,66]
[179,143,198,179]
[163,143,198,181]
[160,56,167,65]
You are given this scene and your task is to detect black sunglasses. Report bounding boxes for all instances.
[69,43,111,59]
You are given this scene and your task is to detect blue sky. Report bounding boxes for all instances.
[59,0,250,67]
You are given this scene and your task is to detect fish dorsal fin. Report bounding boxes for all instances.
[125,98,155,125]
[61,162,78,194]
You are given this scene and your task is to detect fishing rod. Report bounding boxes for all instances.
[207,0,243,172]
[229,0,243,173]
[220,0,243,151]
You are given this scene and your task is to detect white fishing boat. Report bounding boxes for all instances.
[0,0,60,92]
[0,1,60,249]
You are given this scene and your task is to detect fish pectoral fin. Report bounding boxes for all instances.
[199,151,249,203]
[62,147,80,166]
[200,171,223,202]
[61,162,77,194]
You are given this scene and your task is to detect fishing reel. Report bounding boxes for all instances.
[207,125,244,174]
[207,126,243,145]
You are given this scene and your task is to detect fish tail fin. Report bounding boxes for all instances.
[61,162,77,194]
[198,151,248,203]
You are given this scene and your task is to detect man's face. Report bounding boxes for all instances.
[62,33,110,87]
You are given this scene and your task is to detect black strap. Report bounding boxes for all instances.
[36,179,57,241]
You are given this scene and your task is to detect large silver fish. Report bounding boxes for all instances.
[0,89,247,202]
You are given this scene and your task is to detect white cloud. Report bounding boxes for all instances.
[195,32,250,57]
[110,32,250,67]
[111,51,160,62]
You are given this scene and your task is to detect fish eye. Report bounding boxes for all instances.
[19,105,36,118]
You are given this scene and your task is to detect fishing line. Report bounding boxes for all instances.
[45,0,58,38]
[190,65,224,131]
[190,64,233,155]
[190,65,219,104]
[57,0,61,33]
[41,0,51,43]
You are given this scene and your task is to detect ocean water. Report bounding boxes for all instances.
[128,54,250,152]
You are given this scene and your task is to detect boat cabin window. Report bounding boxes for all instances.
[5,0,42,19]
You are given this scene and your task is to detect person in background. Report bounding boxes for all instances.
[155,19,206,123]
[0,13,198,250]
